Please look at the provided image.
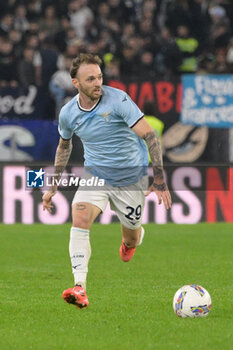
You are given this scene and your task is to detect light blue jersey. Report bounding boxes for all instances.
[58,85,148,186]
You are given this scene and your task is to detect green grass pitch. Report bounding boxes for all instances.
[0,223,232,350]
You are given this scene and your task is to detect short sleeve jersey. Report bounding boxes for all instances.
[58,85,148,186]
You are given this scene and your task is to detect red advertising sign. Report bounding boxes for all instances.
[0,165,232,224]
[108,80,182,128]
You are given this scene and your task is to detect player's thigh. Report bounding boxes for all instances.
[110,177,147,230]
[72,189,109,229]
[72,202,102,229]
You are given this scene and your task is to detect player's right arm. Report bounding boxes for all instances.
[42,137,72,212]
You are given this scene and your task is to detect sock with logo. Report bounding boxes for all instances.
[69,227,91,290]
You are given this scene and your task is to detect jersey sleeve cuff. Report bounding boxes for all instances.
[60,135,72,141]
[129,115,144,128]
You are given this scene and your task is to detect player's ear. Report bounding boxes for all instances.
[72,78,79,89]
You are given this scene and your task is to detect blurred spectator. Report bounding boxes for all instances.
[66,27,79,45]
[155,26,182,77]
[38,5,60,40]
[119,45,139,79]
[49,56,76,117]
[0,37,18,87]
[138,51,156,79]
[208,5,231,49]
[107,0,132,24]
[0,13,14,36]
[54,16,72,53]
[8,29,23,58]
[39,37,59,88]
[68,0,94,39]
[104,59,121,80]
[18,47,37,87]
[86,42,100,55]
[24,33,40,50]
[128,36,142,55]
[137,18,156,52]
[95,3,110,29]
[26,19,40,36]
[209,4,230,28]
[55,26,79,57]
[176,25,200,73]
[26,1,41,20]
[121,23,136,46]
[213,47,231,73]
[166,0,195,34]
[22,33,58,88]
[197,53,216,74]
[22,33,42,86]
[65,39,85,57]
[219,0,233,32]
[141,0,157,23]
[105,18,121,42]
[14,4,29,33]
[211,23,231,49]
[187,0,210,43]
[98,29,116,56]
[84,3,111,46]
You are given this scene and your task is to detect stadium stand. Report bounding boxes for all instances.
[0,0,232,89]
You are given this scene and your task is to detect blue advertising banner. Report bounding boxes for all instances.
[0,120,59,161]
[181,74,233,128]
[0,86,49,118]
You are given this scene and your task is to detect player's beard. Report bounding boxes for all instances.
[79,83,102,102]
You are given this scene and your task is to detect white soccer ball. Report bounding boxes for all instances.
[173,284,212,318]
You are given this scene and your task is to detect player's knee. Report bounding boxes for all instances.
[72,213,91,230]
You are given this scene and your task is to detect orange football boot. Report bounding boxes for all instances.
[119,227,145,262]
[119,241,136,262]
[62,286,89,309]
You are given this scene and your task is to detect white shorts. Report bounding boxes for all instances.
[72,175,148,229]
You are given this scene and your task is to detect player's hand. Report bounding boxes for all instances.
[42,187,57,213]
[145,182,172,210]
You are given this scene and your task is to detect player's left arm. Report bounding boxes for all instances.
[132,117,172,209]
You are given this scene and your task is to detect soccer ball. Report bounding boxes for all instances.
[173,284,212,318]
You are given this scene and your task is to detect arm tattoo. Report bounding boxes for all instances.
[143,131,166,190]
[153,183,167,191]
[53,138,72,182]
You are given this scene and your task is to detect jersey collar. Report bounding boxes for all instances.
[77,93,102,112]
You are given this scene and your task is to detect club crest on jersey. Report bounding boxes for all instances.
[98,111,112,122]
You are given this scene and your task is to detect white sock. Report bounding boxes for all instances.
[137,227,145,246]
[69,227,91,290]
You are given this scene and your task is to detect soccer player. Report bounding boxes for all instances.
[42,53,172,309]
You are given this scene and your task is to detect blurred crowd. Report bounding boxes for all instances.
[0,0,233,110]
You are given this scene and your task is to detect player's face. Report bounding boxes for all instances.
[73,64,103,101]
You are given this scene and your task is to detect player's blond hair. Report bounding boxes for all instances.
[70,53,102,78]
